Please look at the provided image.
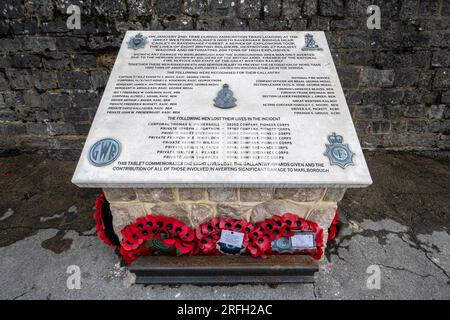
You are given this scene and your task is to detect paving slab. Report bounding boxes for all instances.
[0,151,449,299]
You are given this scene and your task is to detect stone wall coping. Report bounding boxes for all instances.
[74,182,369,188]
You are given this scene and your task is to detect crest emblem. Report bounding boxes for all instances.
[271,231,316,253]
[301,33,322,51]
[214,84,237,109]
[271,237,292,253]
[217,242,245,255]
[88,138,120,167]
[324,132,354,169]
[127,33,149,50]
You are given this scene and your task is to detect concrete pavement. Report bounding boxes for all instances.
[0,151,449,299]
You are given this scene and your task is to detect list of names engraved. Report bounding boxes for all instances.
[73,31,372,187]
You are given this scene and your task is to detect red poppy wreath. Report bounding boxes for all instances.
[195,213,325,260]
[327,209,339,243]
[120,215,198,263]
[196,216,253,255]
[249,213,325,259]
[93,192,120,247]
[93,194,327,264]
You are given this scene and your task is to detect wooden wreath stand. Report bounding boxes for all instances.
[129,255,318,285]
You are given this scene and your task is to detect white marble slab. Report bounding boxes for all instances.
[72,31,372,188]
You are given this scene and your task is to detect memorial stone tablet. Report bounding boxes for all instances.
[72,31,372,188]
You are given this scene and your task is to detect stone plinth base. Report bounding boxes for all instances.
[104,187,344,253]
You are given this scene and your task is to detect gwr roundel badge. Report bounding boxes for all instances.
[88,138,121,167]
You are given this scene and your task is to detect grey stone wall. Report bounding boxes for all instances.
[1,0,450,157]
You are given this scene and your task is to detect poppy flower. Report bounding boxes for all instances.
[196,225,206,239]
[199,238,219,255]
[122,224,145,249]
[219,216,235,230]
[180,228,195,242]
[143,215,156,229]
[255,235,271,251]
[328,224,337,242]
[134,217,147,230]
[94,218,104,232]
[315,229,324,248]
[281,213,298,227]
[269,225,282,239]
[175,241,196,255]
[243,223,255,235]
[128,224,143,241]
[246,243,260,257]
[162,237,177,247]
[160,237,195,255]
[272,215,284,228]
[231,219,246,232]
[292,218,304,230]
[312,247,323,260]
[121,233,141,250]
[162,217,181,235]
[93,193,120,247]
[153,216,167,231]
[280,225,294,237]
[303,218,319,232]
[121,238,140,251]
[257,219,275,232]
[120,245,152,265]
[120,246,137,265]
[120,226,130,239]
[136,227,151,240]
[198,223,214,238]
[170,219,186,236]
[243,233,254,247]
[210,217,222,230]
[327,210,339,242]
[256,219,277,239]
[243,228,267,257]
[198,236,212,250]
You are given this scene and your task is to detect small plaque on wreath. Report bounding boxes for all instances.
[291,231,316,249]
[217,230,245,255]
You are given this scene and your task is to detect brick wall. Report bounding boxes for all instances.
[1,0,449,157]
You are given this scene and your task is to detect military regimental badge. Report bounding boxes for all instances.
[324,132,355,169]
[301,33,323,51]
[217,230,245,255]
[271,237,292,253]
[127,32,149,50]
[214,84,237,109]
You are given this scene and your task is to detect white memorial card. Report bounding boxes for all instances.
[291,232,316,249]
[219,230,245,248]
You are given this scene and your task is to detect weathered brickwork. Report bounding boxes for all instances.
[103,187,340,243]
[1,0,450,156]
